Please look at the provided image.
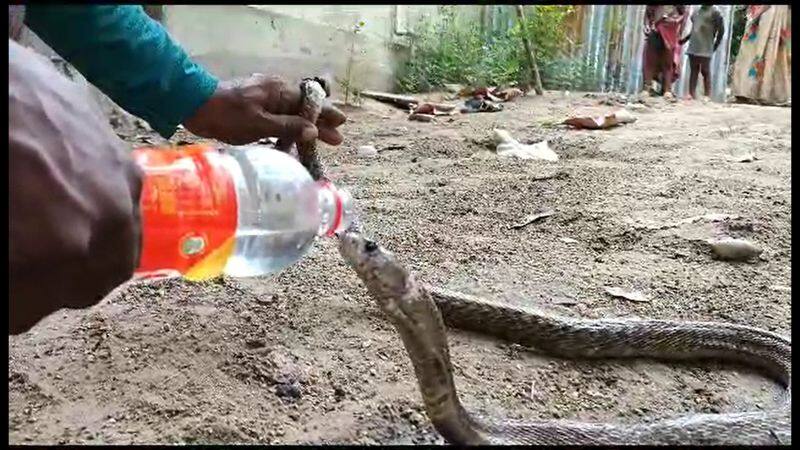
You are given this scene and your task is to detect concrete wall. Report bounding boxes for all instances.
[17,26,143,129]
[161,5,466,95]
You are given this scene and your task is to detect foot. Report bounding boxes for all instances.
[701,96,711,103]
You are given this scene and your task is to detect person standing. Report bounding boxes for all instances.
[730,5,791,106]
[680,5,725,102]
[642,5,688,100]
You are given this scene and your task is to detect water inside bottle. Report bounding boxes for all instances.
[223,228,317,277]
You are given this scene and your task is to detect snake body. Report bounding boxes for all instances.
[336,232,791,445]
[284,79,791,445]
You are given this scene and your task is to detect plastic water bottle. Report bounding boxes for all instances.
[131,144,354,281]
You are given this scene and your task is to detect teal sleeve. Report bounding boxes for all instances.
[25,5,219,138]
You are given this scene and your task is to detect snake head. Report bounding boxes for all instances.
[337,232,412,302]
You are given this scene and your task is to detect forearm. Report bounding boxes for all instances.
[24,5,218,138]
[714,21,725,50]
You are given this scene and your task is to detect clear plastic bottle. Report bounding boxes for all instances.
[132,144,354,281]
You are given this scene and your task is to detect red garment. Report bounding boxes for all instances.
[656,15,686,81]
[643,5,687,86]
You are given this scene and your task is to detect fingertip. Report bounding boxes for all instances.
[321,105,347,126]
[319,127,344,146]
[301,124,319,143]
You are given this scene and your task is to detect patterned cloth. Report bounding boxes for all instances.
[731,5,791,105]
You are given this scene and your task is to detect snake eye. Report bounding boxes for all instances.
[363,239,379,253]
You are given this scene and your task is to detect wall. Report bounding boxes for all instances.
[161,5,445,95]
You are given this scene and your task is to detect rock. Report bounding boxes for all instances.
[604,286,650,303]
[357,145,378,158]
[245,338,266,349]
[275,381,303,399]
[708,237,762,261]
[333,385,347,400]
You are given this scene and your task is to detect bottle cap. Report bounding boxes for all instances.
[319,181,355,237]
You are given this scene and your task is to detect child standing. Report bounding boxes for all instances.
[681,5,726,101]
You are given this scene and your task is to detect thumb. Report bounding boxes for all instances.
[267,114,319,143]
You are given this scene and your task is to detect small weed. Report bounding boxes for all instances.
[397,6,592,93]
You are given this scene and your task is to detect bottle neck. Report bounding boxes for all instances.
[317,180,354,237]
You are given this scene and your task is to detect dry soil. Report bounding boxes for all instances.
[8,92,792,445]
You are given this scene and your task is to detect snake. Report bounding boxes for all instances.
[281,78,790,445]
[335,231,791,445]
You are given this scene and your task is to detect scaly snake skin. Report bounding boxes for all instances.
[336,232,791,445]
[283,80,790,445]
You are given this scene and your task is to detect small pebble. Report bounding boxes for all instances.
[357,145,378,158]
[708,237,762,261]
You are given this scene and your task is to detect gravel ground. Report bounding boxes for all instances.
[8,92,791,445]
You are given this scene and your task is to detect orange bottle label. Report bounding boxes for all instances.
[132,144,238,281]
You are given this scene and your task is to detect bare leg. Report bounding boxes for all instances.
[662,53,674,98]
[700,57,712,99]
[688,55,700,99]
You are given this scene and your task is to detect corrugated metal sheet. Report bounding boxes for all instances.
[581,5,735,101]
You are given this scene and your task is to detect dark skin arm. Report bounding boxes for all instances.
[713,11,725,52]
[9,8,346,334]
[10,40,143,334]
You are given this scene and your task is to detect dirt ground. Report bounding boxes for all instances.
[8,92,792,445]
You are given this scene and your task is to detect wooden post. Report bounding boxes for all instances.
[515,5,544,95]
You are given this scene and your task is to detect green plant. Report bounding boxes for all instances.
[336,20,365,106]
[398,9,517,92]
[539,55,600,91]
[510,6,573,68]
[397,6,574,93]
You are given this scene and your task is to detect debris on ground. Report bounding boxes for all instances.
[411,103,457,116]
[360,91,420,109]
[453,85,527,114]
[603,286,650,303]
[357,145,379,158]
[493,87,524,102]
[461,97,504,113]
[632,213,740,231]
[707,238,763,261]
[732,150,759,163]
[408,113,436,122]
[564,109,637,130]
[625,103,650,113]
[585,92,629,106]
[509,207,556,229]
[493,129,559,161]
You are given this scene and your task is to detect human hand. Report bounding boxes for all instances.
[183,74,347,146]
[9,41,143,334]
